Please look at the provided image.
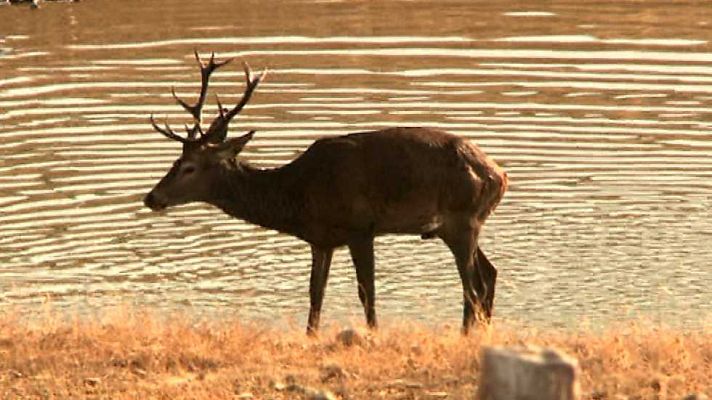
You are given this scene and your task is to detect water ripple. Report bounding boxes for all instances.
[0,0,710,328]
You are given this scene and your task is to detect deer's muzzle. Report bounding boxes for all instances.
[144,192,167,211]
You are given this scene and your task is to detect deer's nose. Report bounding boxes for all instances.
[144,192,167,211]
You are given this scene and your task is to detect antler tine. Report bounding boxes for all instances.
[243,61,252,84]
[171,50,231,125]
[199,62,265,144]
[183,121,208,140]
[201,51,233,78]
[150,114,188,144]
[171,86,193,115]
[195,123,205,138]
[193,49,202,66]
[199,62,266,144]
[224,61,267,122]
[215,94,226,120]
[206,51,233,69]
[184,123,196,140]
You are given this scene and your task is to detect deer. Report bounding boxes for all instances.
[143,51,508,335]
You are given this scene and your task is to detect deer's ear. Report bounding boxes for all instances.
[215,130,255,160]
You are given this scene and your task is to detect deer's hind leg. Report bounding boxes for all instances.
[475,247,497,320]
[440,222,482,334]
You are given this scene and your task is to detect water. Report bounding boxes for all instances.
[1,0,711,328]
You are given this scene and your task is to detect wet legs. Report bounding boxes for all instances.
[475,247,497,319]
[348,235,377,329]
[307,245,334,335]
[442,228,481,334]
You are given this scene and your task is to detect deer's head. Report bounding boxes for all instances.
[143,52,265,211]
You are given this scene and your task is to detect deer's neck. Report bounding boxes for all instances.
[209,161,305,238]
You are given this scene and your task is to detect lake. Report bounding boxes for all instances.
[1,0,711,328]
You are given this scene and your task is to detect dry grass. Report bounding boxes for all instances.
[0,307,709,400]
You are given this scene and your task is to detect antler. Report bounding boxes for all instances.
[150,52,266,145]
[172,50,231,125]
[201,61,267,144]
[150,114,190,144]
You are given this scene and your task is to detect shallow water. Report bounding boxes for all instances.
[1,0,711,328]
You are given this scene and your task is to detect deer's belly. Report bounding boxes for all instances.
[374,213,443,236]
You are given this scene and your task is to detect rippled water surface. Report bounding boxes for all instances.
[1,0,711,327]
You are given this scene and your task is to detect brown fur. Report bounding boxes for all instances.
[145,126,507,334]
[143,55,507,334]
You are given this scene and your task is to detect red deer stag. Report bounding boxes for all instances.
[144,52,508,335]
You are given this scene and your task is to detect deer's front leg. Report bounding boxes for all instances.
[307,245,334,335]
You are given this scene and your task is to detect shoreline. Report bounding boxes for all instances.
[0,308,709,399]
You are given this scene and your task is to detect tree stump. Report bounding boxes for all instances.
[477,346,580,400]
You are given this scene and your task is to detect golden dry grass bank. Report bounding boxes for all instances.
[0,308,709,399]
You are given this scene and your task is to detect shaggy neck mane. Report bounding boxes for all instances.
[208,160,305,238]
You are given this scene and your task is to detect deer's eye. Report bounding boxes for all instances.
[182,165,196,175]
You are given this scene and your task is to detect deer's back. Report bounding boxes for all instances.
[289,127,507,245]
